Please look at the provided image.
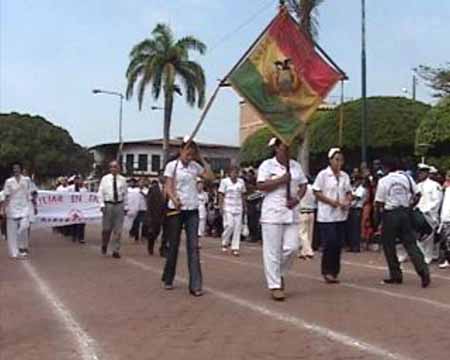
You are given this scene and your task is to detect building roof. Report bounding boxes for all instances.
[89,137,240,151]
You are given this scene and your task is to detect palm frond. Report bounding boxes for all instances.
[152,23,174,52]
[175,61,206,108]
[176,36,207,56]
[126,64,145,99]
[129,39,158,58]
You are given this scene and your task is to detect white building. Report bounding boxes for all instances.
[89,138,240,177]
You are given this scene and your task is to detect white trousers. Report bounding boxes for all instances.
[262,223,300,289]
[222,212,242,250]
[7,217,30,258]
[299,213,315,257]
[418,230,438,264]
[198,217,206,237]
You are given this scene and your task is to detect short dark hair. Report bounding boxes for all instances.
[11,162,23,170]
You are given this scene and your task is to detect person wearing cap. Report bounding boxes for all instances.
[67,175,88,244]
[98,160,128,259]
[162,137,214,297]
[374,157,430,287]
[219,165,246,256]
[313,148,352,284]
[257,137,307,301]
[416,164,443,264]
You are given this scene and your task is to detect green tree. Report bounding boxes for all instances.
[0,112,92,184]
[415,98,450,166]
[309,97,430,170]
[415,64,450,98]
[126,23,207,165]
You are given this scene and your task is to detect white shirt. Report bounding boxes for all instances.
[299,184,316,211]
[417,178,443,221]
[257,158,307,224]
[375,171,418,210]
[164,160,204,211]
[127,187,141,214]
[3,176,34,218]
[351,184,368,209]
[313,166,352,223]
[97,173,128,209]
[0,190,5,203]
[219,178,246,214]
[198,191,208,219]
[57,185,70,192]
[138,187,148,211]
[440,186,450,223]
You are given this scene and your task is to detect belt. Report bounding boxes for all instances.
[105,201,123,205]
[300,210,315,214]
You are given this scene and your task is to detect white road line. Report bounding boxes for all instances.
[199,251,450,312]
[240,244,450,281]
[23,261,101,360]
[341,260,450,282]
[126,258,414,360]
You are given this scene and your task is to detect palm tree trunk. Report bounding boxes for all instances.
[298,126,310,176]
[162,93,174,167]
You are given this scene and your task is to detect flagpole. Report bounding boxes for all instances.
[338,80,345,147]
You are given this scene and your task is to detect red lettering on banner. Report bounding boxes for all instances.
[71,194,82,203]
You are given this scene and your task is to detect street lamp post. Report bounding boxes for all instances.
[361,0,368,165]
[92,89,124,162]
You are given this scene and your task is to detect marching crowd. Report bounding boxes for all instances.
[2,135,450,301]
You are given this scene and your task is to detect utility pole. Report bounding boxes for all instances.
[412,74,417,101]
[361,0,368,165]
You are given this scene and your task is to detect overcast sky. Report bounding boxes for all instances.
[2,0,449,147]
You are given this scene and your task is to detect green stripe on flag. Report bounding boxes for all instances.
[230,61,302,143]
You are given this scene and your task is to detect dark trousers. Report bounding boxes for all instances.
[381,208,428,280]
[130,211,146,241]
[348,208,362,252]
[159,220,169,256]
[247,202,261,242]
[146,222,162,255]
[72,224,85,242]
[162,210,202,291]
[319,222,346,277]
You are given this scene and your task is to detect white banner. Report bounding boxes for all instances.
[34,191,102,227]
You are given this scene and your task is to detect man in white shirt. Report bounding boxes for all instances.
[416,164,443,264]
[3,163,37,259]
[313,148,352,284]
[219,165,246,256]
[257,138,307,301]
[298,181,316,259]
[98,160,128,258]
[374,157,430,287]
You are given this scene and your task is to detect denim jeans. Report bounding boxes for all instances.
[162,210,202,291]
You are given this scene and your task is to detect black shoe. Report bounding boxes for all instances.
[189,289,204,297]
[112,252,121,259]
[101,245,107,255]
[79,240,86,244]
[323,274,340,284]
[420,272,431,288]
[382,278,403,285]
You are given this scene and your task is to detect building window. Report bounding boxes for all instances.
[138,154,148,171]
[126,154,134,174]
[209,158,230,173]
[151,155,161,173]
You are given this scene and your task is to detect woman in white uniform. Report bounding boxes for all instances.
[219,165,246,256]
[197,179,208,246]
[257,138,307,301]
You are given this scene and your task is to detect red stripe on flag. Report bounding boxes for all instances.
[268,12,341,97]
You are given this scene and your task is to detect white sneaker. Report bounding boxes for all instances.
[438,260,449,269]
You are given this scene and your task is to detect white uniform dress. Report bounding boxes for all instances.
[298,184,317,257]
[257,157,307,289]
[3,176,35,258]
[198,191,208,237]
[417,178,443,263]
[219,177,246,251]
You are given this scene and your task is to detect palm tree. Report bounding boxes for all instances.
[126,23,207,166]
[287,0,324,175]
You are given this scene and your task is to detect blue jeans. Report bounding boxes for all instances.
[162,210,202,291]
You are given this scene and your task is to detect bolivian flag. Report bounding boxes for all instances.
[228,8,343,145]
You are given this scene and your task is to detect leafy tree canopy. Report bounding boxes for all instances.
[415,64,450,98]
[0,112,92,184]
[415,98,450,158]
[309,96,431,157]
